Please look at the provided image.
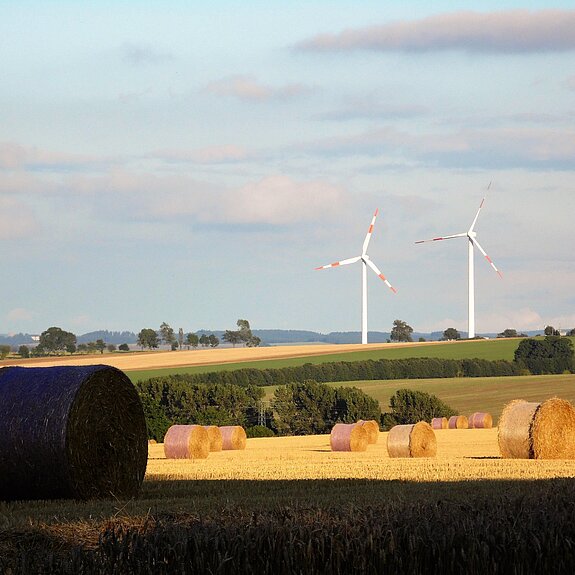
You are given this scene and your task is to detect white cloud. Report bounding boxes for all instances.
[297,10,575,54]
[6,308,36,322]
[205,75,311,102]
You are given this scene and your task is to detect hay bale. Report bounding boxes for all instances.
[469,412,493,429]
[148,439,157,444]
[431,417,448,430]
[219,426,247,450]
[330,423,368,452]
[357,419,379,444]
[164,425,209,459]
[499,398,575,459]
[448,415,468,429]
[204,425,223,452]
[0,365,147,501]
[387,421,437,458]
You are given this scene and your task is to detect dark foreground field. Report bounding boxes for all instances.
[2,477,575,574]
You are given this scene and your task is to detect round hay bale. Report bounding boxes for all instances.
[387,421,437,458]
[330,423,368,452]
[357,419,379,444]
[219,426,247,450]
[0,365,147,501]
[448,415,468,429]
[469,412,493,429]
[431,417,448,430]
[499,398,575,459]
[164,425,209,459]
[204,425,223,452]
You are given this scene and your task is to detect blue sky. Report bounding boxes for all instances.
[1,1,574,336]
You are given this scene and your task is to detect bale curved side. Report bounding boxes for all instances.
[330,423,368,452]
[219,426,247,450]
[357,420,379,444]
[204,426,223,452]
[431,417,448,430]
[532,397,575,459]
[0,365,147,501]
[498,400,540,459]
[164,425,209,459]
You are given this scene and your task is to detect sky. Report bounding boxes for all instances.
[1,1,574,337]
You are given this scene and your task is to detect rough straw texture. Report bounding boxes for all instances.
[387,422,437,458]
[330,423,368,452]
[204,426,223,452]
[469,412,493,429]
[499,398,575,460]
[357,420,379,444]
[219,426,247,450]
[164,425,209,459]
[0,365,147,501]
[431,417,448,430]
[448,415,468,429]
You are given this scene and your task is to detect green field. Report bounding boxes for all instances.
[262,373,575,424]
[128,337,533,381]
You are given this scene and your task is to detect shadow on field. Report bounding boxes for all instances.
[3,477,575,573]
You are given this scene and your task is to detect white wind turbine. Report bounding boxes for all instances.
[315,209,397,345]
[415,197,502,339]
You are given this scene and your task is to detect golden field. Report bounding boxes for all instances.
[147,428,575,483]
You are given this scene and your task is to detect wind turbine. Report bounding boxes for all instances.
[415,197,502,339]
[315,209,396,345]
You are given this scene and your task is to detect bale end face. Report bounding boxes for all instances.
[357,420,379,444]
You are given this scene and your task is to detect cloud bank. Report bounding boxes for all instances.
[298,10,575,54]
[205,75,311,102]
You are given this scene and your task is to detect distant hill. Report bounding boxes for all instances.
[76,331,138,344]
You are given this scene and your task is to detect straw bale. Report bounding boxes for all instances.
[330,423,368,452]
[219,426,247,450]
[469,412,493,429]
[431,417,448,430]
[356,419,379,444]
[387,421,437,458]
[448,415,468,429]
[0,365,147,501]
[500,398,575,459]
[164,425,209,459]
[204,425,223,452]
[148,439,157,444]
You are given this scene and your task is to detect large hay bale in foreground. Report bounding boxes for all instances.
[357,420,379,444]
[219,426,247,450]
[0,365,147,501]
[204,425,223,452]
[431,417,448,430]
[330,423,368,452]
[164,425,209,459]
[448,415,468,429]
[469,412,493,429]
[387,421,437,458]
[498,398,575,459]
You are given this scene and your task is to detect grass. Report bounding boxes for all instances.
[127,337,528,381]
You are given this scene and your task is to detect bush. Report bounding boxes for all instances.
[246,425,275,438]
[514,336,574,374]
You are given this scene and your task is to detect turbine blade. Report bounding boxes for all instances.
[365,258,397,293]
[415,233,467,244]
[361,208,379,255]
[469,197,485,233]
[315,256,361,270]
[471,237,502,277]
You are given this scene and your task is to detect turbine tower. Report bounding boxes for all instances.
[315,209,396,345]
[415,197,502,339]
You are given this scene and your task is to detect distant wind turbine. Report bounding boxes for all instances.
[415,196,502,339]
[315,209,397,345]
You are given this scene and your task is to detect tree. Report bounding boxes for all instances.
[208,334,220,347]
[138,328,159,350]
[222,330,242,347]
[442,327,461,341]
[178,328,184,351]
[159,322,176,348]
[186,333,199,349]
[514,336,574,375]
[497,328,518,338]
[569,328,575,337]
[95,339,106,354]
[107,344,117,353]
[236,319,261,347]
[0,345,11,360]
[544,325,560,336]
[118,343,130,352]
[381,389,457,430]
[199,334,210,347]
[37,327,77,355]
[390,320,413,342]
[18,345,30,358]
